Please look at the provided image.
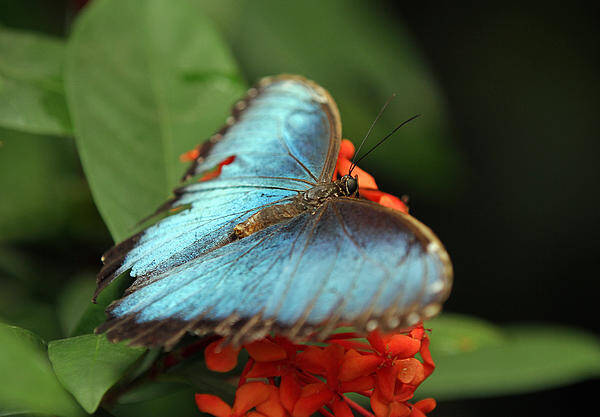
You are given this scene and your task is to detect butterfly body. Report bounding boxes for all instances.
[95,75,452,349]
[234,175,358,239]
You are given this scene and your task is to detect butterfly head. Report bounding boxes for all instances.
[340,174,359,197]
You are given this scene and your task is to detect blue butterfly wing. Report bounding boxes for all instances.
[99,198,452,348]
[183,75,340,183]
[96,75,452,348]
[95,75,341,296]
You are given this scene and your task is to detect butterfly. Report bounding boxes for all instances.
[94,74,453,349]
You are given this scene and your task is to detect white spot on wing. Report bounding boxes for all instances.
[366,319,378,331]
[423,303,441,319]
[407,312,420,326]
[429,279,445,294]
[427,242,440,254]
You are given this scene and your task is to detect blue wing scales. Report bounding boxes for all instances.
[99,198,452,347]
[95,75,452,348]
[96,75,341,296]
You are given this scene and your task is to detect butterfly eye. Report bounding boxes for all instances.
[346,176,358,195]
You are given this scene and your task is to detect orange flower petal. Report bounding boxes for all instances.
[232,382,272,416]
[386,334,421,358]
[323,343,345,386]
[367,330,386,354]
[280,373,302,413]
[394,384,416,402]
[396,358,423,384]
[180,148,200,162]
[256,402,285,417]
[296,346,328,375]
[336,156,378,189]
[379,194,408,213]
[419,336,435,377]
[272,336,299,360]
[256,387,287,417]
[408,407,426,417]
[376,365,400,402]
[331,399,354,417]
[246,360,284,378]
[389,401,411,417]
[339,349,383,382]
[292,383,334,417]
[199,155,236,182]
[333,140,355,179]
[359,189,408,213]
[335,155,352,179]
[414,398,436,414]
[245,339,288,362]
[300,382,327,397]
[409,324,425,340]
[339,139,356,159]
[370,388,391,417]
[339,375,376,393]
[247,412,268,417]
[199,170,221,182]
[195,394,232,417]
[353,166,378,189]
[205,339,241,372]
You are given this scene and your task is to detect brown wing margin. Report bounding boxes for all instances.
[95,75,342,301]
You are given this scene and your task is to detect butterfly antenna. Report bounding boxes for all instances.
[349,93,396,174]
[351,114,421,169]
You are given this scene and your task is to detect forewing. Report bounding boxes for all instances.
[184,74,341,183]
[98,198,452,348]
[96,75,341,296]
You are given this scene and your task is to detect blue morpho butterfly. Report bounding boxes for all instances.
[94,74,453,349]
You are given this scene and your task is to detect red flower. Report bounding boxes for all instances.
[198,324,436,417]
[196,381,284,417]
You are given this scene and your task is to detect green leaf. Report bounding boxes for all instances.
[0,324,84,417]
[425,313,506,356]
[70,273,131,337]
[167,358,237,401]
[116,380,191,405]
[66,0,246,242]
[0,25,71,136]
[57,275,97,337]
[111,386,199,417]
[48,334,146,413]
[418,325,600,400]
[201,0,463,198]
[0,128,93,242]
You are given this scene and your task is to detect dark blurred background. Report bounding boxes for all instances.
[390,1,600,415]
[1,0,598,416]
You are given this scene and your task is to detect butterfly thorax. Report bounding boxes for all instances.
[233,175,358,239]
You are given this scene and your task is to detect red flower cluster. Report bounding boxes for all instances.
[195,325,436,417]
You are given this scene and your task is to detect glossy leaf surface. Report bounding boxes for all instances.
[48,334,146,413]
[65,0,246,241]
[419,324,600,400]
[0,26,71,136]
[0,324,84,417]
